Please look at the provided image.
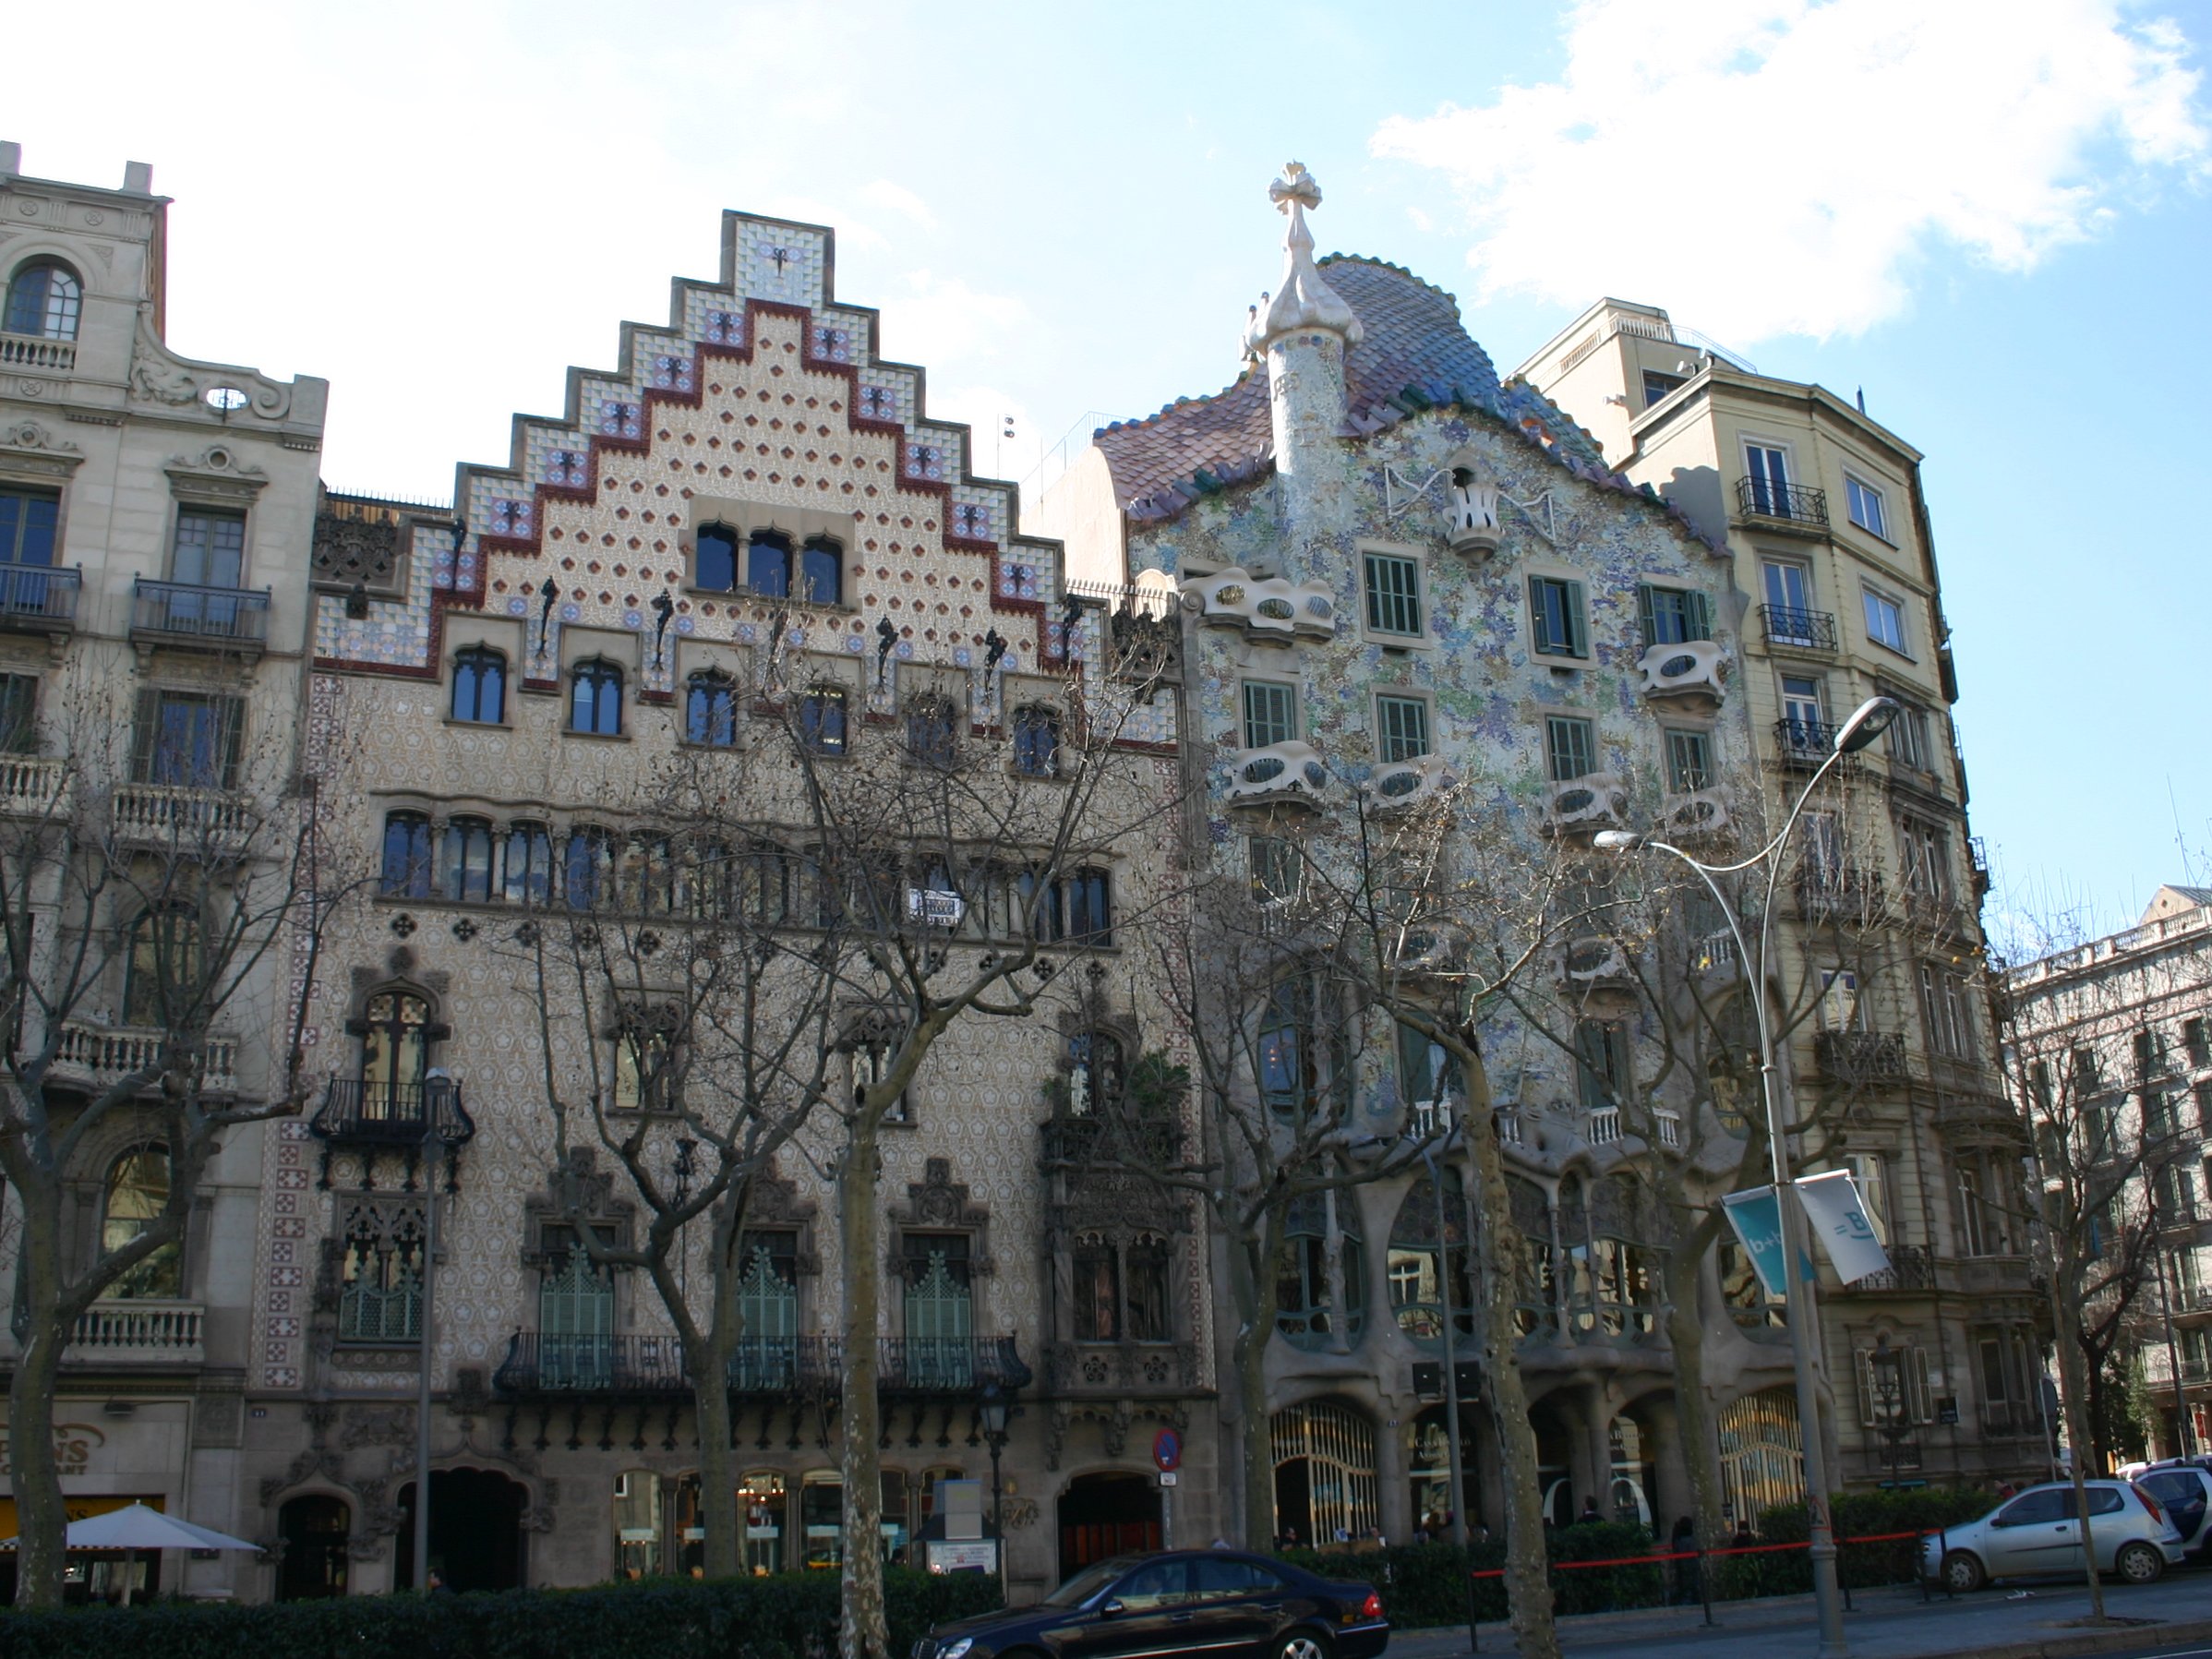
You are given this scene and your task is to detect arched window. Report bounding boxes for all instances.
[1068,1230,1172,1346]
[570,659,623,736]
[1276,1190,1364,1349]
[380,811,433,898]
[905,695,957,767]
[566,826,615,910]
[538,1231,612,1388]
[124,908,203,1028]
[4,261,82,342]
[800,537,843,607]
[694,523,739,593]
[1012,705,1061,777]
[1074,1232,1118,1340]
[902,1234,972,1388]
[611,1008,677,1112]
[747,530,794,598]
[502,822,554,907]
[439,816,495,902]
[612,1471,661,1580]
[734,1231,799,1389]
[358,989,432,1122]
[102,1145,182,1298]
[1067,1031,1124,1117]
[1386,1166,1474,1347]
[686,670,738,747]
[451,647,505,724]
[799,686,848,754]
[1126,1232,1172,1342]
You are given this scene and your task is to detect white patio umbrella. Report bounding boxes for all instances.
[0,1504,259,1604]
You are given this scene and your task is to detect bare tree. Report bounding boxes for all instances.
[0,686,354,1606]
[1996,936,2209,1618]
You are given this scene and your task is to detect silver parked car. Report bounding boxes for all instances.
[2135,1461,2212,1556]
[1922,1481,2185,1592]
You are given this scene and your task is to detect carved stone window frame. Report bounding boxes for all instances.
[887,1157,993,1339]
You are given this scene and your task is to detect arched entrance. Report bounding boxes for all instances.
[1272,1400,1377,1545]
[396,1468,527,1591]
[1528,1398,1578,1528]
[1716,1388,1803,1530]
[1058,1471,1160,1579]
[277,1494,351,1600]
[1407,1404,1481,1538]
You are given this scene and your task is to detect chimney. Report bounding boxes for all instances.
[122,161,153,195]
[0,142,20,179]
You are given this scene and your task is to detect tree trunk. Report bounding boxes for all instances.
[1463,1061,1560,1659]
[692,1340,739,1581]
[1232,1225,1280,1548]
[1662,1244,1726,1550]
[9,1201,68,1610]
[2050,1271,2108,1618]
[840,1120,888,1659]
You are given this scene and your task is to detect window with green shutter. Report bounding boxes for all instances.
[1363,551,1423,637]
[1242,680,1297,749]
[1545,715,1595,782]
[1665,728,1713,791]
[1529,576,1588,657]
[1376,694,1431,762]
[903,1237,973,1389]
[1636,584,1713,649]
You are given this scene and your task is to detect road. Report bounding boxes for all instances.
[1386,1566,2212,1659]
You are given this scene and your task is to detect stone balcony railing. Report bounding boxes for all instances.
[1635,639,1728,706]
[1224,740,1328,810]
[66,1300,206,1365]
[0,331,77,372]
[114,782,254,848]
[1181,567,1337,643]
[51,1023,239,1097]
[0,754,68,818]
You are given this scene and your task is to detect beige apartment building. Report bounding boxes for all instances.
[0,141,327,1595]
[1523,301,2047,1489]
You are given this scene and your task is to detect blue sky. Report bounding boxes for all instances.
[11,0,2207,945]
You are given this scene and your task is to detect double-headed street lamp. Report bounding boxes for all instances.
[1593,693,1901,1659]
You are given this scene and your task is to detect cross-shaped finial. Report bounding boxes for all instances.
[1269,162,1322,215]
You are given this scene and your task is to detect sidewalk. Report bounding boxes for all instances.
[1387,1570,2212,1659]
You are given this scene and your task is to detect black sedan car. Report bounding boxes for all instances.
[912,1550,1389,1659]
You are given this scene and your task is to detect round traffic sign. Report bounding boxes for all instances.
[1152,1428,1182,1472]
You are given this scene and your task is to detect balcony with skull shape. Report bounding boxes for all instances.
[1369,753,1450,815]
[1180,568,1336,643]
[1540,772,1628,838]
[1561,935,1639,1019]
[1443,447,1501,558]
[1636,640,1729,708]
[1226,741,1328,811]
[1658,787,1732,842]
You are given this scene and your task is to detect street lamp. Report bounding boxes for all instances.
[1870,1334,1909,1490]
[977,1381,1011,1599]
[1593,693,1901,1659]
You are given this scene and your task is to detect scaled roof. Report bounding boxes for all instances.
[1092,256,1625,526]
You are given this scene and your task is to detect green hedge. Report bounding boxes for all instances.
[0,1567,1004,1659]
[1285,1491,2002,1626]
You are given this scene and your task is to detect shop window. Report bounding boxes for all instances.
[799,1473,842,1570]
[741,1473,787,1574]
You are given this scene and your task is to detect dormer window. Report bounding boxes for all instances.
[4,260,81,341]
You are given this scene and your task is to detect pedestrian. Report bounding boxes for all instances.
[1577,1496,1603,1526]
[1669,1516,1699,1605]
[427,1568,453,1595]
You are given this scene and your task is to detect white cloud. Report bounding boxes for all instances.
[879,271,1033,367]
[860,179,937,229]
[1372,0,2206,341]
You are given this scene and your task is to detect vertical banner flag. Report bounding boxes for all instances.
[1793,1169,1892,1283]
[1720,1187,1792,1298]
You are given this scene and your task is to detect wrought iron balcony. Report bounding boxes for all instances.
[492,1329,1029,1401]
[1735,476,1829,528]
[1759,605,1836,651]
[0,564,78,631]
[310,1078,475,1148]
[1795,865,1884,926]
[1813,1029,1910,1086]
[1843,1244,1936,1293]
[1773,716,1840,764]
[130,579,271,653]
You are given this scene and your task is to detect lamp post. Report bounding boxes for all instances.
[412,1068,457,1593]
[978,1381,1011,1600]
[1594,692,1901,1659]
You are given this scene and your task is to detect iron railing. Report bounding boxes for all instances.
[130,578,271,646]
[493,1331,1030,1399]
[1736,476,1829,525]
[1813,1029,1910,1086]
[1846,1244,1935,1292]
[310,1077,476,1147]
[1758,604,1835,650]
[0,564,78,627]
[1796,865,1884,925]
[1040,1113,1185,1169]
[1773,716,1840,761]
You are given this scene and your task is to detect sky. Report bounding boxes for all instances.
[9,0,2208,949]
